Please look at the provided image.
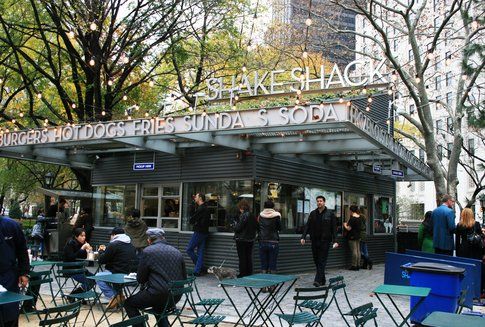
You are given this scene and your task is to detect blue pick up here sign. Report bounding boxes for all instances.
[391,169,404,177]
[133,163,155,171]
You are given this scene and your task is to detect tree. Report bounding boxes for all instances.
[317,0,484,203]
[8,199,22,219]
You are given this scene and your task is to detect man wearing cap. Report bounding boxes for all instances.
[124,228,186,327]
[96,227,137,309]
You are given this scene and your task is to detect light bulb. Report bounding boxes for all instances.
[123,95,128,101]
[68,31,75,38]
[415,75,421,83]
[242,66,247,72]
[339,98,344,103]
[123,56,129,64]
[101,111,106,116]
[71,103,76,109]
[149,80,154,87]
[12,119,16,123]
[295,99,300,104]
[43,122,47,127]
[202,111,207,117]
[388,89,393,95]
[107,80,113,86]
[366,106,370,112]
[90,22,97,31]
[302,51,308,59]
[215,113,220,118]
[471,20,478,30]
[128,116,132,120]
[426,52,434,60]
[234,95,239,101]
[347,101,351,106]
[134,105,139,111]
[446,58,452,66]
[89,58,95,66]
[386,120,390,125]
[391,74,397,81]
[362,88,367,94]
[461,74,467,81]
[19,113,24,118]
[296,89,302,95]
[14,128,18,132]
[44,119,48,123]
[305,18,312,26]
[66,123,71,127]
[188,107,193,112]
[232,105,236,110]
[368,97,373,103]
[145,112,149,117]
[37,93,42,99]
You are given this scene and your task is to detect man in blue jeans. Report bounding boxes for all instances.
[186,193,210,276]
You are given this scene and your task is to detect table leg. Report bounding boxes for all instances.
[386,294,411,327]
[245,288,276,327]
[220,284,249,327]
[374,293,400,327]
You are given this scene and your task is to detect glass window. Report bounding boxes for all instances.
[447,117,453,133]
[419,149,425,161]
[446,72,452,86]
[435,76,441,90]
[141,184,180,230]
[182,180,254,232]
[446,92,453,108]
[343,194,369,236]
[409,104,415,114]
[373,196,393,234]
[94,185,136,227]
[468,138,475,155]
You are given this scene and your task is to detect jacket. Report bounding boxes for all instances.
[189,203,210,234]
[258,209,281,242]
[98,234,137,274]
[455,222,483,260]
[234,211,258,241]
[301,207,337,243]
[432,204,456,251]
[346,215,361,241]
[63,238,87,262]
[418,223,434,253]
[137,240,186,295]
[124,217,149,249]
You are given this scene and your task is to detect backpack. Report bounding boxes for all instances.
[467,232,484,249]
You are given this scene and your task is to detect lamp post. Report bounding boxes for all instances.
[44,172,54,189]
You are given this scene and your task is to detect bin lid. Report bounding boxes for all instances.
[401,262,465,275]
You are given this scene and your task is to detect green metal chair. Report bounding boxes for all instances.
[329,276,378,327]
[38,300,82,326]
[455,289,471,314]
[110,315,149,327]
[22,270,58,321]
[354,307,378,327]
[187,268,225,317]
[276,286,330,326]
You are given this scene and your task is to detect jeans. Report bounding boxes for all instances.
[124,290,180,327]
[259,242,279,272]
[360,241,369,259]
[311,240,331,284]
[349,240,361,267]
[95,270,116,299]
[236,241,254,277]
[186,232,208,273]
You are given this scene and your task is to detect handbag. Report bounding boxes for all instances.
[467,232,484,249]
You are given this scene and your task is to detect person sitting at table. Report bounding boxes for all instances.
[124,228,186,327]
[63,228,94,294]
[96,227,137,309]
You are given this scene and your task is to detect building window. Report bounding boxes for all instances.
[446,92,453,108]
[140,184,180,229]
[468,138,475,155]
[436,119,443,132]
[419,149,425,161]
[182,180,253,232]
[436,95,442,109]
[93,185,136,227]
[373,196,393,234]
[434,17,439,30]
[447,142,453,158]
[409,104,416,114]
[446,72,452,87]
[438,145,444,160]
[393,39,398,52]
[447,117,453,133]
[409,49,414,61]
[435,76,441,90]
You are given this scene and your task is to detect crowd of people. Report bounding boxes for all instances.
[417,194,485,297]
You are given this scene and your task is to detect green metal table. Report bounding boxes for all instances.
[421,311,485,326]
[87,273,138,326]
[373,284,431,327]
[0,291,33,327]
[220,273,297,327]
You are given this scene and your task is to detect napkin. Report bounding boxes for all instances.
[0,284,7,292]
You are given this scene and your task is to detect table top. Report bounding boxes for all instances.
[422,311,485,326]
[87,273,137,285]
[374,284,431,297]
[220,274,296,289]
[0,291,33,305]
[30,260,61,267]
[245,273,297,284]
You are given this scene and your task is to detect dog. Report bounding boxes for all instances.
[207,266,237,286]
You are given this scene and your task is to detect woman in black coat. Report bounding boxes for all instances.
[455,208,483,260]
[63,228,94,291]
[234,200,258,277]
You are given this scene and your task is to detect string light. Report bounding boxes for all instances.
[90,22,97,31]
[215,113,220,119]
[234,95,239,101]
[426,51,434,60]
[231,105,237,110]
[149,80,154,87]
[134,105,139,111]
[461,74,468,81]
[339,98,344,103]
[471,20,479,30]
[188,107,193,112]
[296,89,302,95]
[122,56,129,64]
[415,74,421,83]
[14,128,18,132]
[71,103,76,109]
[362,87,367,95]
[144,112,149,117]
[445,55,452,66]
[347,101,351,106]
[242,66,247,73]
[123,95,128,101]
[391,70,398,81]
[107,80,114,86]
[127,116,132,120]
[101,111,106,116]
[19,113,24,118]
[37,93,42,99]
[367,97,373,103]
[295,99,300,104]
[68,31,75,39]
[44,119,48,123]
[89,58,95,66]
[11,119,16,124]
[302,51,308,59]
[366,106,371,112]
[202,110,207,117]
[305,18,312,26]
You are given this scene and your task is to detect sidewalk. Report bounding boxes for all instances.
[22,263,484,326]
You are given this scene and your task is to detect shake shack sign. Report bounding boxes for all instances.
[0,103,348,147]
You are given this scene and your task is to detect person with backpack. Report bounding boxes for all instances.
[258,200,281,276]
[418,211,434,253]
[455,208,483,260]
[234,199,258,277]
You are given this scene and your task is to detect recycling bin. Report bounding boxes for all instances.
[401,262,464,323]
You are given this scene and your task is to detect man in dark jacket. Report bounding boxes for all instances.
[0,216,29,327]
[300,196,338,287]
[124,228,186,327]
[186,193,210,276]
[96,227,137,308]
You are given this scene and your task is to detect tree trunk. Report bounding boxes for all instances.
[71,168,93,210]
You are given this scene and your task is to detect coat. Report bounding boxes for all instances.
[432,204,455,251]
[258,209,281,242]
[455,222,483,260]
[98,234,137,273]
[418,223,435,253]
[234,211,258,242]
[124,217,148,249]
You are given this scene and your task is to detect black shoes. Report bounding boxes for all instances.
[349,266,360,271]
[313,282,321,287]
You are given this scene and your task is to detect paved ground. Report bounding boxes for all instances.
[19,262,484,326]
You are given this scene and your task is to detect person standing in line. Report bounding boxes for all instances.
[124,228,186,327]
[186,193,210,276]
[74,208,94,243]
[301,196,338,287]
[455,208,483,259]
[344,205,361,271]
[0,215,29,327]
[258,200,281,276]
[418,211,434,253]
[234,199,258,277]
[359,214,373,269]
[124,209,148,256]
[432,194,456,255]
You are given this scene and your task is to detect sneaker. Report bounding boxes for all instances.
[106,295,119,309]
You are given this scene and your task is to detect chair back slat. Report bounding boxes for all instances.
[294,293,328,301]
[170,286,193,296]
[39,301,81,326]
[354,311,377,326]
[56,261,86,268]
[331,283,347,291]
[294,286,329,292]
[109,314,148,327]
[328,275,344,285]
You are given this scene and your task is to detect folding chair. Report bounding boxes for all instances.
[455,289,471,314]
[22,270,58,320]
[329,276,378,327]
[276,286,330,326]
[110,315,149,327]
[187,268,224,317]
[354,307,378,327]
[38,301,82,326]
